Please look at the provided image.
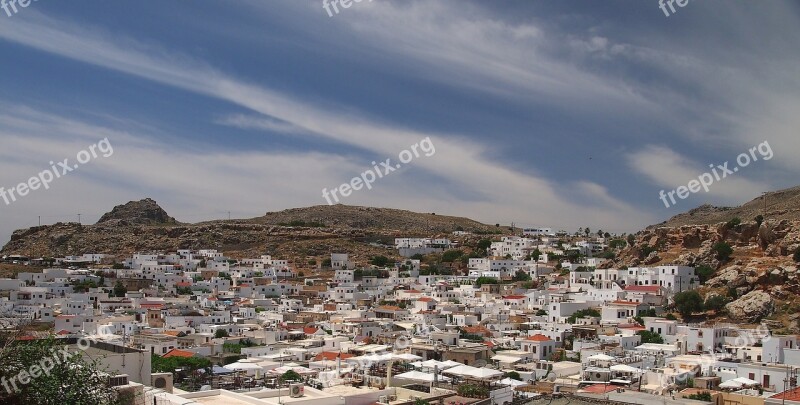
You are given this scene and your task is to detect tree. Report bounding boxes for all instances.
[627,234,635,246]
[370,256,391,267]
[441,250,463,263]
[609,239,627,249]
[695,265,716,284]
[567,308,600,324]
[0,336,129,404]
[477,239,492,251]
[584,227,591,237]
[281,370,302,382]
[214,329,230,338]
[673,291,704,319]
[705,295,728,313]
[712,242,733,262]
[637,330,664,344]
[512,270,532,282]
[475,276,498,286]
[112,281,127,298]
[755,215,764,227]
[505,371,522,381]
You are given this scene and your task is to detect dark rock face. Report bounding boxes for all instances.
[97,199,178,226]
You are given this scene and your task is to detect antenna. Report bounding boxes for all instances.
[78,214,82,224]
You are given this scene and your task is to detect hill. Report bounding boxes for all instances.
[650,185,800,228]
[0,200,499,259]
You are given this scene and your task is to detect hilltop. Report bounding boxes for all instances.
[649,185,800,228]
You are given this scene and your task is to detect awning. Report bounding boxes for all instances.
[444,365,504,380]
[492,355,523,364]
[610,364,642,373]
[395,370,451,382]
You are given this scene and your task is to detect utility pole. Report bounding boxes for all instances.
[763,192,768,219]
[38,216,41,226]
[77,213,81,224]
[228,211,231,221]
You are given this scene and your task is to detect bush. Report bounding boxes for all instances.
[441,250,463,262]
[712,242,733,262]
[214,329,230,338]
[687,391,713,402]
[726,217,742,228]
[695,265,716,284]
[506,371,522,381]
[705,295,728,313]
[609,239,627,249]
[457,384,489,398]
[475,276,498,286]
[637,330,664,344]
[755,215,764,227]
[370,255,391,267]
[567,308,600,324]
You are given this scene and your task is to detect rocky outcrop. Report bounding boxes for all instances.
[725,290,774,323]
[97,198,178,225]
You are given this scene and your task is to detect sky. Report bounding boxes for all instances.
[0,0,799,246]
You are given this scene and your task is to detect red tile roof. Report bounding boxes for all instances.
[162,349,195,358]
[526,334,552,342]
[582,383,618,394]
[771,386,800,401]
[303,327,319,335]
[313,351,355,361]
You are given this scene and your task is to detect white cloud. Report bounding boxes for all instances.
[0,11,656,245]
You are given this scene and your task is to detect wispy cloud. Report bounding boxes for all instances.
[0,10,654,242]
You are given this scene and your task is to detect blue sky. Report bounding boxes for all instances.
[0,0,798,245]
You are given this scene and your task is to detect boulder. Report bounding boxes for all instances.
[725,290,774,323]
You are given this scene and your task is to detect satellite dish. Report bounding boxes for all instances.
[547,374,557,382]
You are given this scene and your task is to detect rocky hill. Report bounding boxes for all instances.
[608,211,800,332]
[1,199,498,261]
[97,198,179,226]
[650,185,800,228]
